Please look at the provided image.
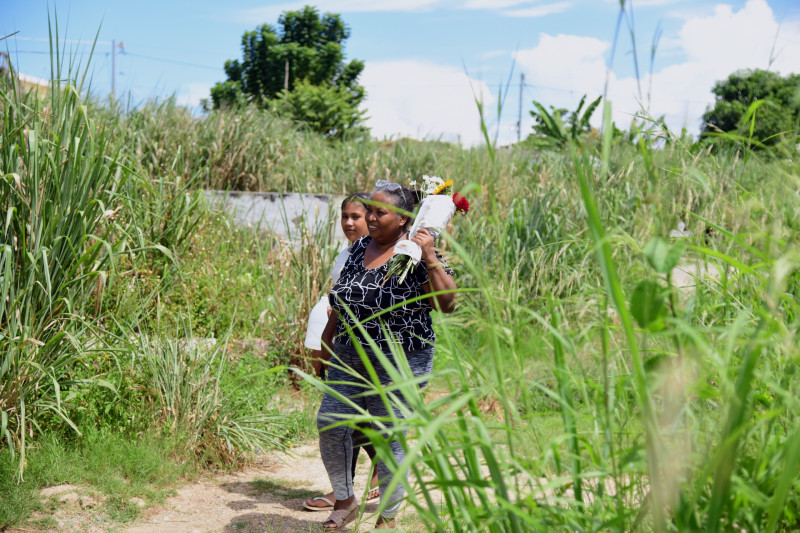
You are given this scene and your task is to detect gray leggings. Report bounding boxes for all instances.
[317,342,434,519]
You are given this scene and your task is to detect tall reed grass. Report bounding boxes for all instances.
[0,28,131,479]
[0,21,307,484]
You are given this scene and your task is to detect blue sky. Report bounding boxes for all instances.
[3,0,799,145]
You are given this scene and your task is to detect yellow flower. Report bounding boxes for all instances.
[433,180,453,195]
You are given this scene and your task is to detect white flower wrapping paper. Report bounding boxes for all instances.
[393,240,422,264]
[393,194,456,265]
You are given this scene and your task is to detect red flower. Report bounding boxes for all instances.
[452,193,469,214]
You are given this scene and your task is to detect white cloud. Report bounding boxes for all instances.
[238,0,576,20]
[680,0,782,67]
[237,0,445,22]
[634,0,694,7]
[480,49,513,60]
[316,0,444,10]
[502,2,573,18]
[517,33,609,98]
[176,82,213,109]
[360,60,494,146]
[463,0,538,8]
[596,0,695,7]
[644,0,800,128]
[513,0,800,138]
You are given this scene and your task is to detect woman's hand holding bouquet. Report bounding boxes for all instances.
[383,175,470,284]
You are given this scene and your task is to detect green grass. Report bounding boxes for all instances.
[0,431,192,528]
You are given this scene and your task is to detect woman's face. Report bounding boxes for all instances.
[341,201,368,243]
[366,191,407,244]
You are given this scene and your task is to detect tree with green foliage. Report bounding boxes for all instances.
[274,80,367,138]
[701,69,800,149]
[209,5,366,139]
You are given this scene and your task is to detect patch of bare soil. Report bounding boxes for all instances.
[8,484,110,533]
[10,444,415,533]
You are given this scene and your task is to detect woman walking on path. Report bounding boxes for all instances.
[302,192,382,512]
[316,183,457,530]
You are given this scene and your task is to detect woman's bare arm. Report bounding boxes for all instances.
[320,310,338,360]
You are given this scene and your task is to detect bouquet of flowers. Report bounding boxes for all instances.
[384,175,470,284]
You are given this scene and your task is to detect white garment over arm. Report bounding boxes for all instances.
[303,246,351,350]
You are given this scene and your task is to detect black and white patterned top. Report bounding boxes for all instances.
[330,235,453,353]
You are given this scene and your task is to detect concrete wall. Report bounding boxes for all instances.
[203,190,347,242]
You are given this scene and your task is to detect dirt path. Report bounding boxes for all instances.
[15,443,417,533]
[123,444,388,533]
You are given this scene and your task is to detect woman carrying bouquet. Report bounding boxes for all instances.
[303,192,382,512]
[316,182,457,530]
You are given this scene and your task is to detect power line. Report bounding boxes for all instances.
[7,37,220,71]
[120,51,219,71]
[8,37,713,109]
[8,36,210,56]
[11,51,220,72]
[8,36,113,45]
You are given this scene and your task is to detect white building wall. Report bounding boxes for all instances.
[203,191,348,243]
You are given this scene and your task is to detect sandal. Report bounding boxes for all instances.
[322,499,359,531]
[373,515,396,530]
[366,466,380,502]
[304,495,335,512]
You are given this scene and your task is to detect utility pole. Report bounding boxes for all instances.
[517,72,525,143]
[284,59,289,90]
[111,40,116,99]
[111,40,124,100]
